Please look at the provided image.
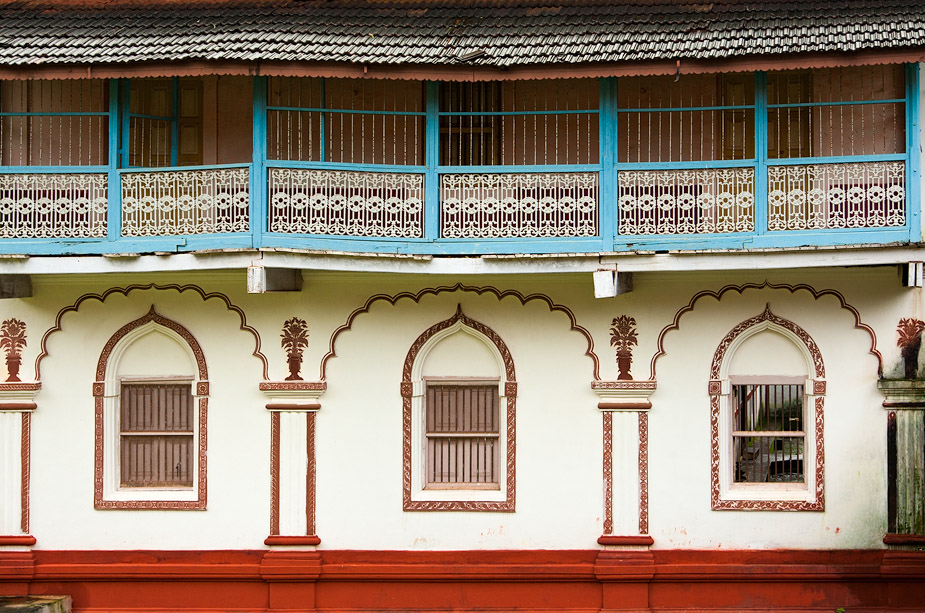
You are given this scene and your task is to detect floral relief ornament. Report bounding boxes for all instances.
[610,314,638,380]
[281,317,309,381]
[1,318,27,382]
[897,318,925,379]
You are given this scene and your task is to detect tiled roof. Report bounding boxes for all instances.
[0,0,923,67]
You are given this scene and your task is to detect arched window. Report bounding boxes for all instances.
[401,306,516,511]
[709,306,825,511]
[93,307,208,509]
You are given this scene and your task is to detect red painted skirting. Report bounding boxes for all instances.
[0,536,35,546]
[2,549,924,611]
[884,533,925,545]
[597,535,654,546]
[263,535,321,546]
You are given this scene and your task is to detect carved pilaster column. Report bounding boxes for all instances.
[259,381,325,547]
[879,379,925,545]
[0,382,40,546]
[592,380,656,546]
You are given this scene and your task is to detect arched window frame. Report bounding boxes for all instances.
[401,306,516,512]
[709,306,826,511]
[93,307,209,510]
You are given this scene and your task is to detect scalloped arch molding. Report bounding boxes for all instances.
[35,283,269,381]
[648,281,881,380]
[320,283,602,381]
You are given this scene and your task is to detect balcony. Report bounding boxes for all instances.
[0,66,917,257]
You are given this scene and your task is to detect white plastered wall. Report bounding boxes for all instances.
[1,264,918,551]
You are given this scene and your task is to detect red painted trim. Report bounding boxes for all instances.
[884,533,925,545]
[0,535,35,546]
[322,283,600,382]
[93,309,209,510]
[36,283,268,381]
[259,382,326,392]
[591,380,657,390]
[264,535,321,546]
[270,411,280,536]
[649,281,880,379]
[597,401,650,410]
[601,411,612,535]
[597,535,654,546]
[265,402,321,410]
[0,383,41,391]
[402,307,515,512]
[306,411,316,537]
[0,403,36,410]
[20,412,29,534]
[638,411,648,534]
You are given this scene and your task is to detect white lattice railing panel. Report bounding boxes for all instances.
[440,173,598,238]
[618,168,755,235]
[121,167,250,237]
[768,162,905,231]
[0,173,108,238]
[269,168,424,238]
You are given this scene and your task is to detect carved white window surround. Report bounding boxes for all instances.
[408,322,510,505]
[99,322,205,504]
[710,314,825,511]
[94,312,209,510]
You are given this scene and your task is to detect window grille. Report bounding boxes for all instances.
[439,79,599,167]
[267,77,425,166]
[732,383,804,484]
[128,78,203,168]
[425,382,500,488]
[767,65,905,159]
[617,73,755,163]
[0,79,109,167]
[120,382,194,488]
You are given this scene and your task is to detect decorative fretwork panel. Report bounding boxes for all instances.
[440,172,598,238]
[269,168,424,238]
[618,168,755,235]
[0,173,108,238]
[121,167,250,236]
[767,162,905,231]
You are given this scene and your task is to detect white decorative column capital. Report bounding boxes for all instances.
[259,381,326,411]
[592,380,656,411]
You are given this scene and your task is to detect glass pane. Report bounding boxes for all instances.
[732,383,805,484]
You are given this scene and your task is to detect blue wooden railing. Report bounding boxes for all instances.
[0,66,919,256]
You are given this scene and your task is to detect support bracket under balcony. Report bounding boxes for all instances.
[0,275,31,299]
[247,267,303,294]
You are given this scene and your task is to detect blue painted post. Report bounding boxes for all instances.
[108,79,122,243]
[599,77,616,250]
[906,63,921,243]
[754,72,769,236]
[252,76,268,249]
[424,81,440,242]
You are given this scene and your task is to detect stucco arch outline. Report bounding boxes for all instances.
[648,280,880,380]
[320,282,600,381]
[35,283,269,381]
